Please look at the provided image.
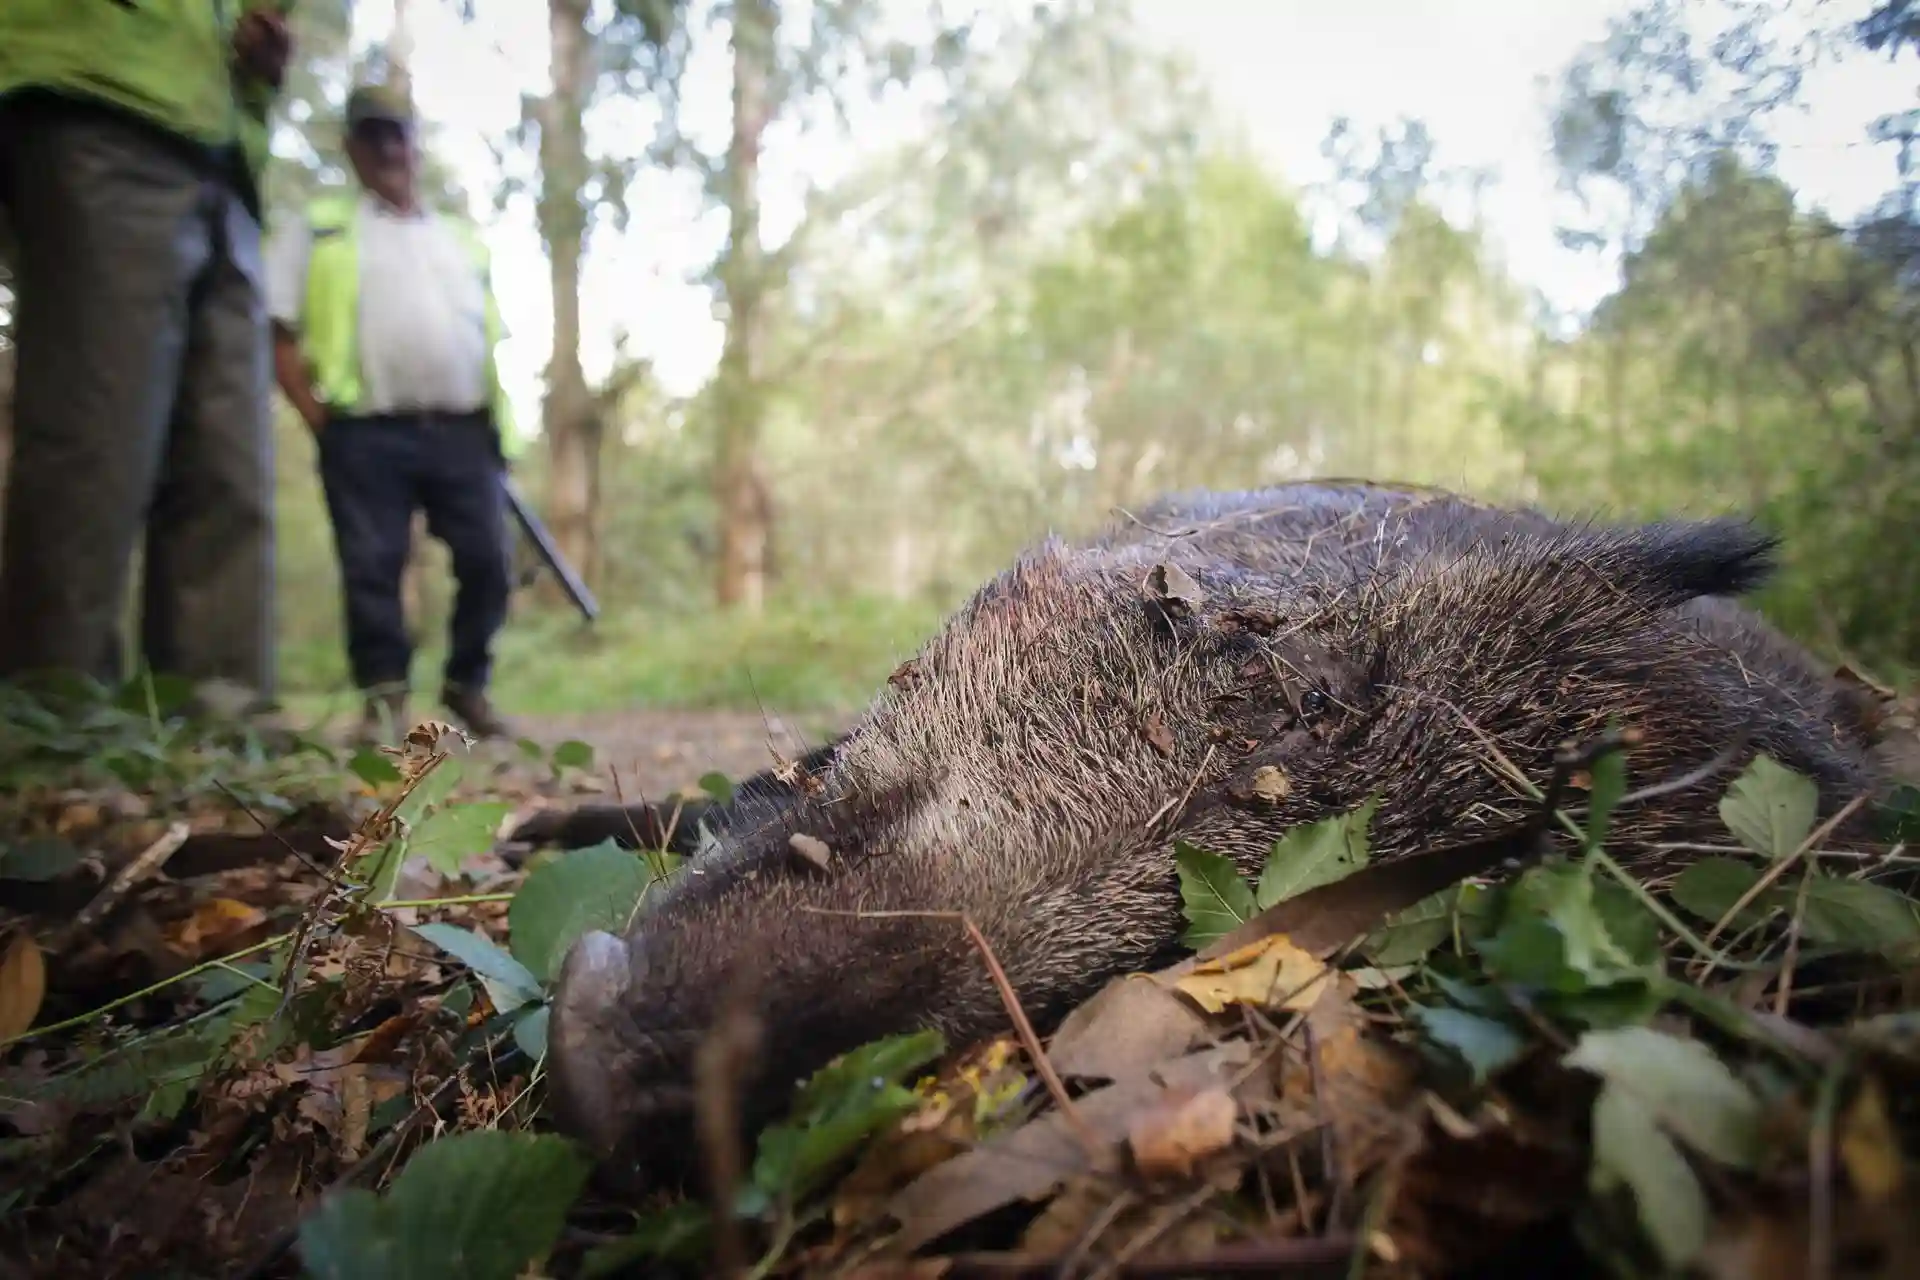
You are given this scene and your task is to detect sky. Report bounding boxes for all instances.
[336,0,1915,433]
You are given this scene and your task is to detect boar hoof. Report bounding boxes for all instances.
[548,929,640,1161]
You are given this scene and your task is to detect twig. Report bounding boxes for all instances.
[803,906,1101,1157]
[1703,795,1868,952]
[693,963,765,1280]
[71,820,190,933]
[942,1233,1359,1277]
[0,931,294,1051]
[213,778,335,880]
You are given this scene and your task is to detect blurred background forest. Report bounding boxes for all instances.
[2,0,1916,723]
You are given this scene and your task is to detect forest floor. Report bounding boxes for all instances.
[2,677,1920,1280]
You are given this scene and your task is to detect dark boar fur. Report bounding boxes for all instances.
[546,481,1887,1187]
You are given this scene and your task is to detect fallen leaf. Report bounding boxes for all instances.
[1048,975,1208,1082]
[1142,711,1175,758]
[1250,765,1291,801]
[1172,933,1330,1014]
[165,898,268,959]
[1127,1086,1238,1179]
[1285,983,1421,1175]
[1841,1076,1904,1205]
[789,833,832,871]
[0,931,47,1041]
[886,1042,1252,1253]
[1143,561,1206,616]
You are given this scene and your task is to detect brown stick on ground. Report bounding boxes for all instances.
[71,820,190,933]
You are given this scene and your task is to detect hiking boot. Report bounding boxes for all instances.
[357,685,410,747]
[442,683,513,740]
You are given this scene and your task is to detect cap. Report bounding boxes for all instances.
[344,83,414,131]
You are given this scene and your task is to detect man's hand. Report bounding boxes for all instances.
[233,9,293,90]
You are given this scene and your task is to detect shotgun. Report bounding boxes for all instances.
[503,476,600,623]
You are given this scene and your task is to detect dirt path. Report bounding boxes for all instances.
[507,707,852,800]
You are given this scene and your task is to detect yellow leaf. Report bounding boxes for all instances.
[0,931,47,1042]
[1171,934,1330,1014]
[1128,1086,1238,1179]
[1840,1077,1904,1205]
[166,897,268,957]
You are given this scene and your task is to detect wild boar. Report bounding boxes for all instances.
[544,481,1886,1186]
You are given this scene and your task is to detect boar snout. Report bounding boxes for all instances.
[547,929,700,1175]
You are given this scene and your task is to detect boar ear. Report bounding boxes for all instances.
[1578,517,1779,606]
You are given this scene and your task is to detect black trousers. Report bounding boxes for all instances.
[0,93,275,697]
[315,410,511,695]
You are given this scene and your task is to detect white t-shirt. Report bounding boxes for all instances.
[266,194,495,416]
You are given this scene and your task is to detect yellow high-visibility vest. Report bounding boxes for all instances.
[299,192,524,457]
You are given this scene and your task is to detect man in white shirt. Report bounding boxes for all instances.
[266,84,518,742]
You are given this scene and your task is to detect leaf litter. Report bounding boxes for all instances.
[0,678,1919,1279]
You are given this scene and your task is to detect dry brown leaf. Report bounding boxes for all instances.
[886,1042,1253,1254]
[1048,974,1208,1083]
[1128,1086,1238,1180]
[1017,1174,1127,1257]
[1173,934,1330,1014]
[0,931,47,1041]
[1283,983,1421,1181]
[1841,1076,1904,1205]
[1142,711,1175,758]
[1251,765,1292,801]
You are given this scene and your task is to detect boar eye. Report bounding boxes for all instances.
[1299,689,1329,719]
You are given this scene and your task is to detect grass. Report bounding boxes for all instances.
[275,592,951,722]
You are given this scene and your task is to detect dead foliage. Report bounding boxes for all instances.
[0,682,1918,1280]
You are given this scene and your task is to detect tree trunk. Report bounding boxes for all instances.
[713,0,775,611]
[539,0,601,597]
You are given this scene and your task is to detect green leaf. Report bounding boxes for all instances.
[697,770,735,805]
[745,1028,946,1213]
[348,747,402,787]
[395,756,464,826]
[408,802,511,876]
[1414,1007,1527,1083]
[512,1005,550,1062]
[1566,1026,1762,1168]
[1671,857,1770,931]
[580,1202,711,1276]
[508,842,661,984]
[516,736,547,763]
[296,1129,590,1280]
[1878,783,1920,844]
[410,923,544,1012]
[1589,1081,1709,1271]
[1255,799,1376,909]
[1362,882,1495,966]
[1671,858,1920,957]
[1719,753,1818,860]
[1582,747,1628,854]
[550,740,595,772]
[1174,841,1256,950]
[0,837,83,882]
